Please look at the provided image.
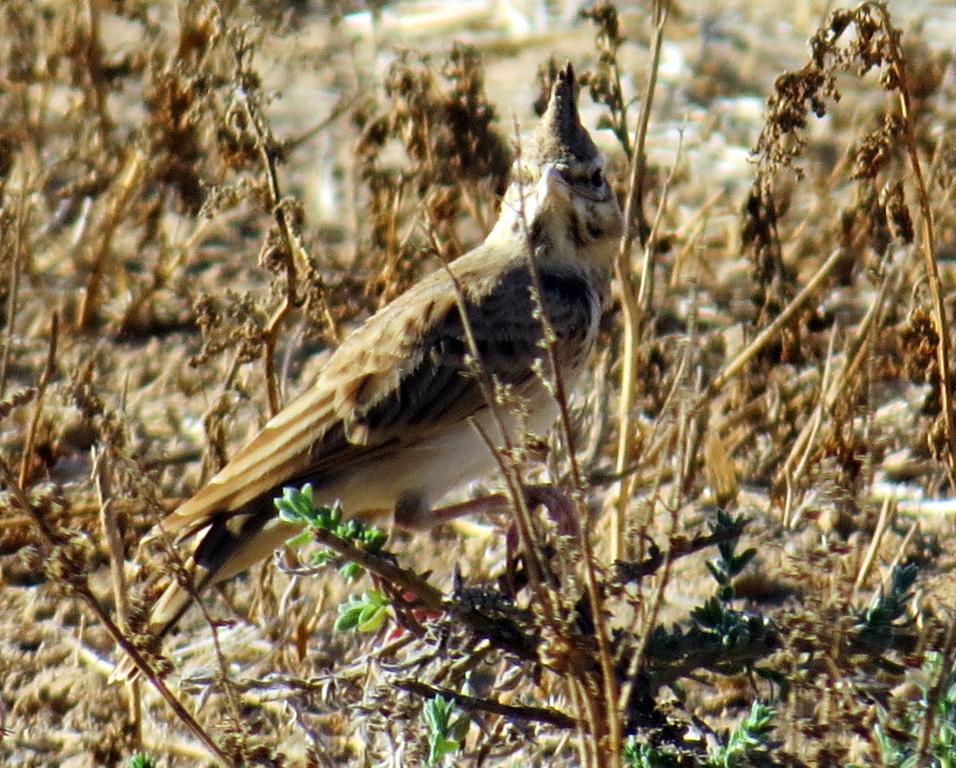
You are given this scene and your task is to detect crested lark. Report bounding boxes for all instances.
[133,62,623,646]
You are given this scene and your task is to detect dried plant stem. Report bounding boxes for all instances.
[430,233,554,605]
[18,313,58,490]
[227,24,337,416]
[873,3,956,490]
[706,246,845,398]
[76,149,145,331]
[245,96,300,416]
[0,184,29,399]
[88,584,235,765]
[780,264,894,526]
[781,324,840,529]
[1,458,234,765]
[395,679,576,729]
[616,356,695,727]
[93,449,130,625]
[508,122,619,767]
[93,447,142,745]
[611,0,669,565]
[612,155,676,551]
[853,496,894,595]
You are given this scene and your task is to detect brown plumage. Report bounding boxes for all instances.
[120,62,623,664]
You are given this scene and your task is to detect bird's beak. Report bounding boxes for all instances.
[536,164,571,208]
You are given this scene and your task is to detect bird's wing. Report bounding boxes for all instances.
[159,254,550,542]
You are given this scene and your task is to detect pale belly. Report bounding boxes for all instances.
[310,385,563,525]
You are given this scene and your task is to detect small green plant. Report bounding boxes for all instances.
[855,563,918,642]
[622,737,680,768]
[277,484,393,634]
[422,695,470,766]
[334,589,390,633]
[874,651,956,767]
[275,484,388,580]
[705,510,757,604]
[128,754,158,768]
[708,701,776,767]
[691,510,761,648]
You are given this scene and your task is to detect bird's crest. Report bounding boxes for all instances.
[530,62,599,167]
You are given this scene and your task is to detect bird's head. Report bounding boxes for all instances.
[492,62,623,276]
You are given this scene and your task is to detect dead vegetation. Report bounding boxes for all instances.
[1,1,956,766]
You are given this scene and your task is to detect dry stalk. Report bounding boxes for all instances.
[430,238,553,604]
[510,117,620,767]
[852,496,894,595]
[143,518,251,749]
[92,446,142,746]
[612,146,678,560]
[80,0,112,136]
[394,678,577,729]
[611,0,670,563]
[873,3,956,491]
[231,59,299,418]
[18,313,58,491]
[223,14,338,416]
[705,246,846,399]
[93,448,130,626]
[781,320,841,529]
[1,456,234,765]
[616,341,697,727]
[75,148,147,331]
[0,182,30,399]
[780,261,896,526]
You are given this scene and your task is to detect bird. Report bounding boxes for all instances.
[122,61,623,660]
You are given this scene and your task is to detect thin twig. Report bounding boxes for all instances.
[425,219,553,603]
[511,113,619,767]
[395,678,577,730]
[611,0,670,564]
[705,246,846,398]
[307,526,539,662]
[1,461,234,765]
[76,149,146,331]
[874,3,956,490]
[853,496,894,596]
[225,22,338,415]
[18,312,58,490]
[780,256,898,526]
[92,446,143,749]
[612,141,678,558]
[0,182,30,399]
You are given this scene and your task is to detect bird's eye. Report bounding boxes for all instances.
[590,169,604,187]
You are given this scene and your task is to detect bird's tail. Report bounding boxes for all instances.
[110,508,299,683]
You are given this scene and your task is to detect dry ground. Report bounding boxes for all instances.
[2,1,956,766]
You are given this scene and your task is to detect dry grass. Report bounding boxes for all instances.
[1,1,956,766]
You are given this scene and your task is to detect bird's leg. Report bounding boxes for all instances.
[426,484,578,536]
[523,484,580,538]
[425,485,577,597]
[423,493,511,525]
[502,485,577,595]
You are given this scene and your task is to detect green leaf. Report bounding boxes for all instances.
[334,591,388,634]
[709,702,776,767]
[285,530,312,549]
[423,695,469,766]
